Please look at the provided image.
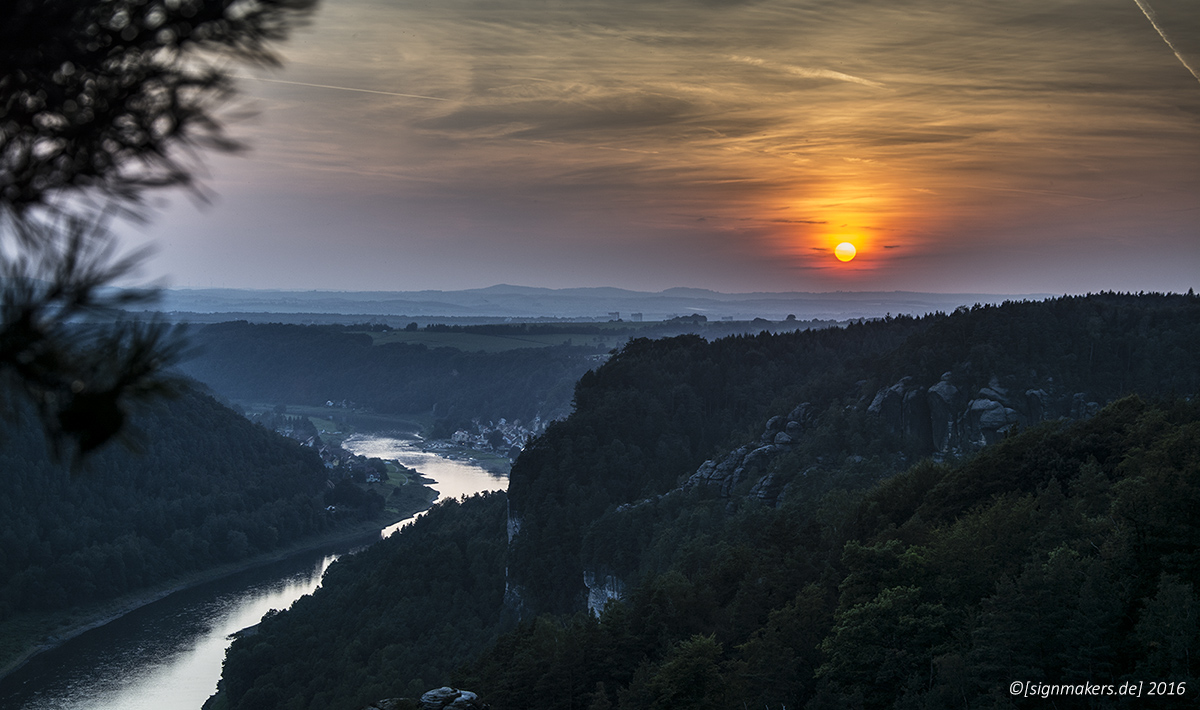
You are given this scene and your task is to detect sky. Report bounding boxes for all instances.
[119,0,1199,295]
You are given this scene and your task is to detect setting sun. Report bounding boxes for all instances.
[835,242,857,262]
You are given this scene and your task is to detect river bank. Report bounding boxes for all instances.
[0,492,436,683]
[1,434,508,710]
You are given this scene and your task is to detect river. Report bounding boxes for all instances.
[0,435,507,710]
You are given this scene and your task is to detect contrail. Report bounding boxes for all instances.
[236,75,452,101]
[1132,0,1200,85]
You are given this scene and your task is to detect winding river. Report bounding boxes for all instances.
[0,436,507,710]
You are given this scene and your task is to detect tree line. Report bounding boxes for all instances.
[0,387,386,623]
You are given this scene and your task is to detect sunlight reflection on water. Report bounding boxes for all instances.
[341,435,508,537]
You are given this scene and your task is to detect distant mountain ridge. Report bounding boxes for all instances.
[154,286,1057,322]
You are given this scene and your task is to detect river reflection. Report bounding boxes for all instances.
[340,435,508,537]
[0,436,506,710]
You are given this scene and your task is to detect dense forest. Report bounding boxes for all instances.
[212,293,1200,709]
[179,321,603,424]
[464,396,1200,710]
[218,494,510,709]
[509,292,1200,615]
[0,386,424,667]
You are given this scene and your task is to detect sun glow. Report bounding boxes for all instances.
[834,242,857,262]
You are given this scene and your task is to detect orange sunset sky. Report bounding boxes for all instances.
[121,0,1199,295]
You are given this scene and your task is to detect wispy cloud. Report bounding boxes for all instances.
[236,75,451,101]
[729,55,886,90]
[167,0,1200,295]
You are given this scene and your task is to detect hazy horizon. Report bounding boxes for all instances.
[117,0,1198,295]
[152,284,1074,322]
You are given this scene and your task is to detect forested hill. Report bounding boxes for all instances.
[507,292,1200,615]
[0,386,404,669]
[213,293,1200,709]
[462,396,1200,710]
[179,321,601,424]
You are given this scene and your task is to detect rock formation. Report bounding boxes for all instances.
[584,569,626,615]
[681,369,1114,510]
[866,373,1103,455]
[362,688,487,710]
[682,403,814,503]
[420,687,485,710]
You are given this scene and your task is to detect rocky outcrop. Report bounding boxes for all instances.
[868,377,909,431]
[927,375,963,452]
[419,687,485,710]
[683,403,814,504]
[684,443,784,496]
[868,373,1106,456]
[681,370,1116,513]
[1070,392,1100,419]
[869,376,936,450]
[584,569,626,614]
[964,396,1018,446]
[748,469,798,506]
[1025,388,1049,421]
[503,579,529,620]
[362,690,486,710]
[506,501,522,543]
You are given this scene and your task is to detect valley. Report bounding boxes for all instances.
[207,292,1200,710]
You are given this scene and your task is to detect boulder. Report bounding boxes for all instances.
[978,386,1011,407]
[978,404,1019,430]
[966,397,1019,445]
[761,415,786,442]
[420,687,483,710]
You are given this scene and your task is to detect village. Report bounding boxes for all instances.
[433,416,548,463]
